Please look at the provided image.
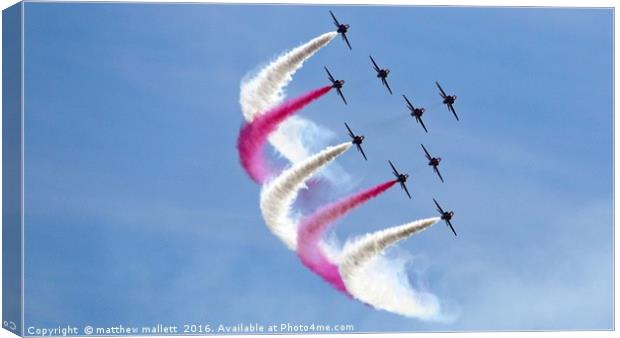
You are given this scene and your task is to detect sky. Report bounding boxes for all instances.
[21,2,612,333]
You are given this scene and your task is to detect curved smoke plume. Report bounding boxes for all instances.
[339,217,442,319]
[240,32,338,163]
[296,180,397,293]
[260,142,352,250]
[237,86,332,183]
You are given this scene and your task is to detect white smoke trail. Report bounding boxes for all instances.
[240,32,337,121]
[339,217,442,320]
[260,142,352,250]
[239,32,339,165]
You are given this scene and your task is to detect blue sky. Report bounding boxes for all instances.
[22,3,612,332]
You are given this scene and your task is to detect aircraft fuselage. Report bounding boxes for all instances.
[411,108,424,117]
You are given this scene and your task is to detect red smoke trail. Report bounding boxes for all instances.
[296,180,398,293]
[237,86,332,184]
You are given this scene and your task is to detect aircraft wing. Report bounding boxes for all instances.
[344,122,354,138]
[324,66,335,83]
[446,219,457,236]
[401,182,412,199]
[449,104,460,121]
[369,55,380,72]
[421,144,432,160]
[403,95,414,111]
[382,78,393,95]
[341,33,352,50]
[435,81,447,97]
[337,87,348,105]
[433,198,445,214]
[356,144,368,161]
[388,160,399,176]
[434,166,444,183]
[417,116,429,133]
[329,10,340,27]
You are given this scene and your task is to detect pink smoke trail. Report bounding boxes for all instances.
[296,180,398,293]
[237,86,332,184]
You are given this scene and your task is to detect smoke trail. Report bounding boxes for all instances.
[239,32,339,166]
[260,142,352,250]
[296,180,397,293]
[338,217,442,319]
[237,86,332,183]
[240,32,337,121]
